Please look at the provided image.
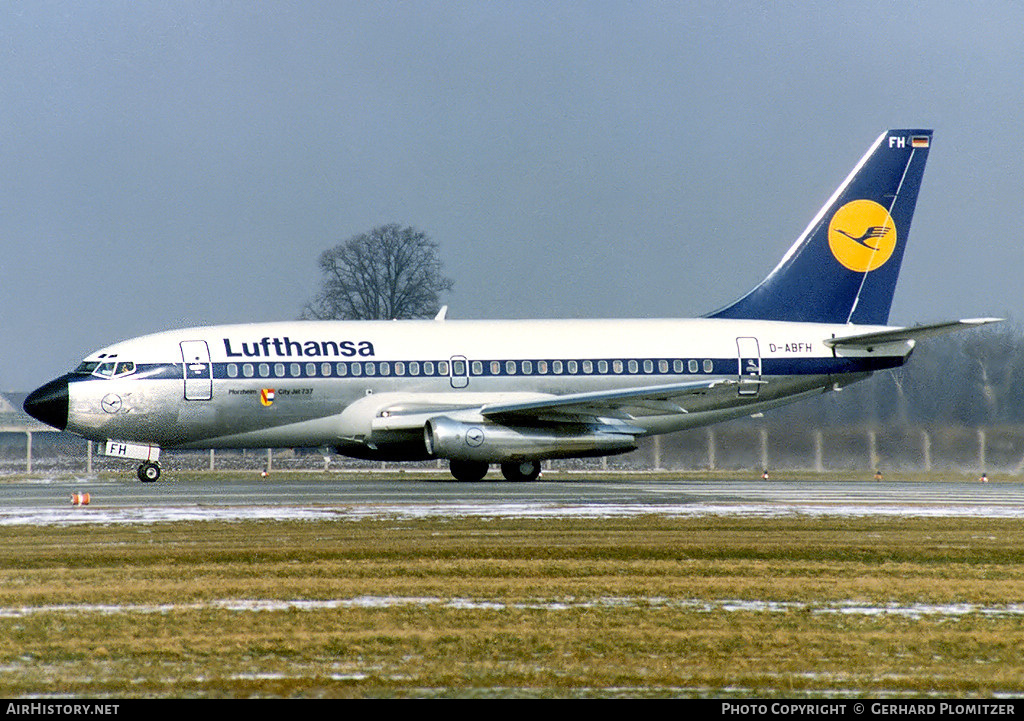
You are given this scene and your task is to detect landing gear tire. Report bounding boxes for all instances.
[501,460,542,482]
[449,459,489,482]
[137,462,161,483]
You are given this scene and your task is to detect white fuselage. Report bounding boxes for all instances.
[60,317,908,459]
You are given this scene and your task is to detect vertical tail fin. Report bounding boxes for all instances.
[708,129,932,325]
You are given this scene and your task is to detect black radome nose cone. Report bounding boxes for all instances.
[23,375,70,431]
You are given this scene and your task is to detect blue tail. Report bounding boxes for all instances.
[708,129,932,325]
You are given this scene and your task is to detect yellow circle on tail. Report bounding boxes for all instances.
[828,199,897,272]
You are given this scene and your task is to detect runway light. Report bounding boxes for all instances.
[71,492,91,506]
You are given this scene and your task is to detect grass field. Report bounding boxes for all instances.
[1,512,1023,697]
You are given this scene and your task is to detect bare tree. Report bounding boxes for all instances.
[302,224,453,320]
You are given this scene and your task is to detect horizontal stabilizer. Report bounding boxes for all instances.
[824,318,1003,350]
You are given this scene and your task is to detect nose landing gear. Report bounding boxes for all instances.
[137,462,161,482]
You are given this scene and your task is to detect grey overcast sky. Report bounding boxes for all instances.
[4,1,1024,390]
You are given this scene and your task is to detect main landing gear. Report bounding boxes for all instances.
[137,462,161,482]
[501,460,542,482]
[448,459,542,482]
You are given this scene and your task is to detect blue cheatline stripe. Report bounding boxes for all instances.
[69,354,904,383]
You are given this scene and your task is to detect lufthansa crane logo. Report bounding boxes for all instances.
[465,427,485,447]
[828,200,897,273]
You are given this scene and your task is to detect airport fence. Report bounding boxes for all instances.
[632,422,1024,476]
[2,419,1023,477]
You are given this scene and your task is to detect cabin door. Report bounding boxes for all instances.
[736,337,761,396]
[181,340,213,401]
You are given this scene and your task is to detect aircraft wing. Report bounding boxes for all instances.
[824,318,1002,350]
[480,378,742,422]
[369,378,748,433]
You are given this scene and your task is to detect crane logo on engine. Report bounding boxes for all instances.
[465,427,485,447]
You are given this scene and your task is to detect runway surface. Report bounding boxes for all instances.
[2,473,1024,525]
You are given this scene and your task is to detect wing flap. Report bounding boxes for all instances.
[480,378,741,422]
[368,378,747,431]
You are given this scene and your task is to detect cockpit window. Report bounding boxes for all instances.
[74,361,100,375]
[94,362,117,378]
[89,360,137,379]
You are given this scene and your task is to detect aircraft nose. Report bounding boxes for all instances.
[23,375,70,431]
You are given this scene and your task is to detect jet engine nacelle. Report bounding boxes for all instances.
[423,416,637,463]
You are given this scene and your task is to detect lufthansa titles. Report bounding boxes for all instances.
[223,337,375,359]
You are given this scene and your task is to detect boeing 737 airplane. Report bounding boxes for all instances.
[24,129,998,482]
